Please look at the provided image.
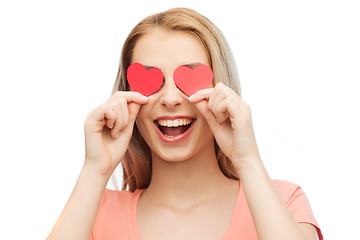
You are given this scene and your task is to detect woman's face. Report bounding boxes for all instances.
[132,27,214,162]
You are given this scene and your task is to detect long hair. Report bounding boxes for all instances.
[112,8,241,191]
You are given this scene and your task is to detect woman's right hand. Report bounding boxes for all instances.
[83,91,148,178]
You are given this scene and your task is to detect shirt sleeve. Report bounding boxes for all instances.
[275,180,323,240]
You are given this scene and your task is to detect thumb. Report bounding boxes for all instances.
[128,102,141,123]
[193,100,220,132]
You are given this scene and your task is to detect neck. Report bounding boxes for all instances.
[144,142,234,209]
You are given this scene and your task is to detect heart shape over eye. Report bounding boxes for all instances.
[173,65,213,96]
[127,63,164,96]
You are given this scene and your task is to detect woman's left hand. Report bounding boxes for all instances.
[188,83,260,171]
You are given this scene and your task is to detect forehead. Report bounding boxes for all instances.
[132,28,209,69]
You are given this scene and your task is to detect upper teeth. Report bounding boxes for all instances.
[157,118,193,127]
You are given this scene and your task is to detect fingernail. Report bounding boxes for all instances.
[142,95,149,100]
[188,94,195,100]
[216,117,220,123]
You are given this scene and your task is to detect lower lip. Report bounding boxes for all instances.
[154,121,196,143]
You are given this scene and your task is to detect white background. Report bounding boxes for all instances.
[1,0,359,239]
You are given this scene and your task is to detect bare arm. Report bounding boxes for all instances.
[238,158,319,240]
[190,84,320,240]
[47,165,109,240]
[47,92,148,240]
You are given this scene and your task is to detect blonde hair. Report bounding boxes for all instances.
[112,8,241,191]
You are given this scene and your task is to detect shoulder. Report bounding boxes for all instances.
[272,180,323,239]
[272,179,302,202]
[95,188,144,222]
[99,188,143,212]
[101,188,139,203]
[272,179,314,212]
[273,179,300,190]
[272,179,311,207]
[92,188,144,238]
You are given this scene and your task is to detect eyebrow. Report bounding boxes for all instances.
[143,65,157,70]
[183,62,203,69]
[143,62,204,70]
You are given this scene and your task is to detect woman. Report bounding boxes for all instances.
[48,8,322,240]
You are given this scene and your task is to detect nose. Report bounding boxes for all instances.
[159,74,184,109]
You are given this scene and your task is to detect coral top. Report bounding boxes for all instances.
[91,180,323,240]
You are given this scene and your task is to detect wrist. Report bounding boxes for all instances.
[80,162,111,187]
[234,154,266,178]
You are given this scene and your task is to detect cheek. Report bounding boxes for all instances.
[135,104,155,141]
[136,100,154,121]
[201,119,213,140]
[196,110,214,140]
[135,118,154,152]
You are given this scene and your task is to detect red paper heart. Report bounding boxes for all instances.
[127,63,164,96]
[173,65,213,96]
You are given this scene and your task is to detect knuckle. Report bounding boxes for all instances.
[86,109,94,119]
[225,97,232,105]
[99,103,107,111]
[117,97,127,105]
[84,111,95,129]
[207,101,214,110]
[113,91,123,98]
[215,82,225,88]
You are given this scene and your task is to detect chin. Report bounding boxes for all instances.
[152,147,196,163]
[150,135,215,164]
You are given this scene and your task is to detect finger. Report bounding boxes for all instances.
[128,102,141,123]
[207,88,225,114]
[208,82,233,107]
[121,100,130,127]
[103,105,117,130]
[112,91,149,105]
[211,100,229,123]
[187,88,214,103]
[86,103,116,133]
[119,102,141,137]
[193,100,220,131]
[111,98,129,138]
[206,84,231,123]
[210,83,245,121]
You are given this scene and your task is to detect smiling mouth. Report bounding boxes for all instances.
[155,118,194,138]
